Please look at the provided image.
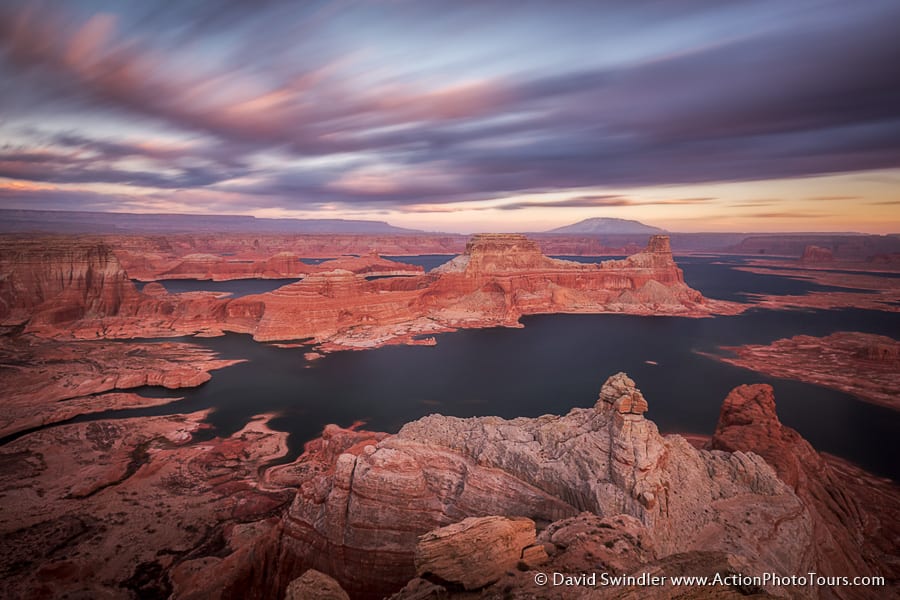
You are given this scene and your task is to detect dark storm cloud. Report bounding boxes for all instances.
[0,0,899,211]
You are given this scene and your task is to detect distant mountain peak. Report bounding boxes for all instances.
[546,217,666,235]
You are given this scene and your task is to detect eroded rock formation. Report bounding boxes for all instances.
[181,373,818,599]
[0,412,293,600]
[0,239,143,328]
[3,369,896,599]
[1,234,742,348]
[710,384,899,600]
[712,332,900,410]
[285,569,350,600]
[414,516,541,590]
[0,335,243,439]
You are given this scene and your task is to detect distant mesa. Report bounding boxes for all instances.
[545,217,666,235]
[0,209,423,235]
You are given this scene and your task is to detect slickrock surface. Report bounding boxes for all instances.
[0,412,294,600]
[285,569,351,600]
[713,332,900,410]
[183,373,814,599]
[4,371,895,599]
[0,335,244,438]
[710,384,899,600]
[414,516,540,590]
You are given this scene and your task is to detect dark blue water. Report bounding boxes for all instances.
[133,278,299,297]
[747,263,900,279]
[383,255,455,272]
[69,256,900,480]
[299,257,338,265]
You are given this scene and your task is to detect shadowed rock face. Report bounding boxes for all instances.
[710,384,899,600]
[184,374,813,599]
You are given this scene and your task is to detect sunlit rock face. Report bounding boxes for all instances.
[421,234,713,328]
[0,240,142,328]
[2,234,732,348]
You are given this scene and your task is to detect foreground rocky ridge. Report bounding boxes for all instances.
[170,374,898,600]
[0,233,741,348]
[1,372,896,599]
[709,384,899,599]
[0,412,294,600]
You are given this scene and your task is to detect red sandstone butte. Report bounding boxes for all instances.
[1,233,743,348]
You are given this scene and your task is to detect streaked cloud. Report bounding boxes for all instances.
[0,0,897,231]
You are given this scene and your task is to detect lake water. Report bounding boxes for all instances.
[133,278,301,297]
[80,255,900,480]
[383,254,455,271]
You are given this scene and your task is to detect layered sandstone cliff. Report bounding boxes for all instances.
[178,374,821,599]
[0,240,143,328]
[3,234,739,347]
[420,233,724,328]
[801,245,835,263]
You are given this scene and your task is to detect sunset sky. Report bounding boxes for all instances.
[0,0,898,233]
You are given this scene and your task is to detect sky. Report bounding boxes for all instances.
[0,0,898,234]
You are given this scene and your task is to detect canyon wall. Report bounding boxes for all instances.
[1,233,739,347]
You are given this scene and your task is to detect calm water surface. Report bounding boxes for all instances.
[83,256,900,479]
[133,278,301,297]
